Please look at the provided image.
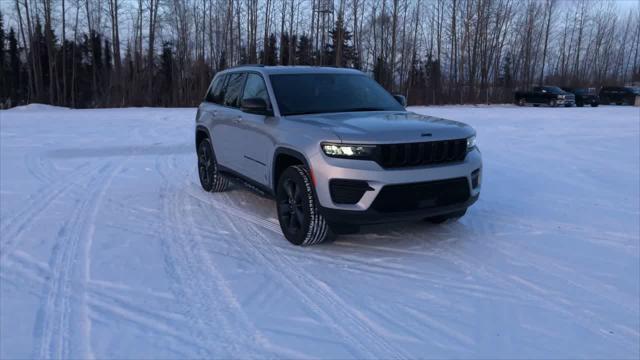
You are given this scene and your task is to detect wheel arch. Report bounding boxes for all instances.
[195,125,211,150]
[272,147,310,194]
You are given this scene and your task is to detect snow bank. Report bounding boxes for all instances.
[4,103,70,112]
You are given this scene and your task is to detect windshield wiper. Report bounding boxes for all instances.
[339,107,388,112]
[284,107,389,116]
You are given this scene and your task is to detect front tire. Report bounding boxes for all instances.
[276,165,331,246]
[517,98,526,107]
[548,99,557,107]
[197,138,229,192]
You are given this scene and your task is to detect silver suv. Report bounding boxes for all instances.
[195,66,482,246]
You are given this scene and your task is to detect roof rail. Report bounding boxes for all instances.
[231,64,265,68]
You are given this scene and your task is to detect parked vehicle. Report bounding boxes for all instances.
[561,87,599,107]
[514,86,575,107]
[599,86,640,106]
[195,66,482,246]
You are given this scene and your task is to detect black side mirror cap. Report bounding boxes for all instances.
[241,97,272,115]
[393,94,407,107]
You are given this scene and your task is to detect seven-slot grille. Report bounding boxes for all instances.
[376,139,467,168]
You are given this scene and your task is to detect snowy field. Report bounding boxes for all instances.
[1,104,639,359]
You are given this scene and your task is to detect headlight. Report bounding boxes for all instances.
[321,143,377,159]
[466,136,476,151]
[558,95,566,99]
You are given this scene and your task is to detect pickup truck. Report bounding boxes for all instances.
[514,86,575,107]
[599,86,640,106]
[561,87,599,107]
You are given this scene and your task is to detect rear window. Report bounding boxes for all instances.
[223,72,246,108]
[206,75,227,104]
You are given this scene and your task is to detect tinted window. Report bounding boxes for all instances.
[207,75,227,104]
[223,72,246,108]
[542,86,563,94]
[625,87,640,95]
[242,74,270,105]
[269,74,404,116]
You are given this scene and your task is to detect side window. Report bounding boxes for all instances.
[223,72,246,108]
[206,75,226,103]
[242,74,270,106]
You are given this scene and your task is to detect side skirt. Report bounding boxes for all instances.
[218,165,276,199]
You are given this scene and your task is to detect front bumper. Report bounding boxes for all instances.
[309,147,482,221]
[321,194,478,225]
[557,99,575,106]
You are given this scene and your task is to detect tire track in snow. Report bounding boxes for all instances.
[185,182,410,358]
[1,251,202,356]
[35,161,121,360]
[0,162,97,261]
[155,155,271,358]
[24,150,58,184]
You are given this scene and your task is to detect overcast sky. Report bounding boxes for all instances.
[0,0,638,33]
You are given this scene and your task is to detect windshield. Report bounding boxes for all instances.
[543,86,564,94]
[269,73,405,116]
[625,87,640,95]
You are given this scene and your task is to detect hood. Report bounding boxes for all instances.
[285,111,475,143]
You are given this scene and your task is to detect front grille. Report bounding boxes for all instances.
[371,177,470,213]
[376,139,467,168]
[330,179,373,204]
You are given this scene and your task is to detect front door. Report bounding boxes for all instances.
[238,73,276,186]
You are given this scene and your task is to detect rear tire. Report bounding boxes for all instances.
[197,138,229,192]
[276,165,331,246]
[425,209,467,224]
[517,98,526,107]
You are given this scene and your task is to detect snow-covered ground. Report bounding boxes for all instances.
[1,104,638,359]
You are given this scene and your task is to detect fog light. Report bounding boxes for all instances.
[471,168,481,189]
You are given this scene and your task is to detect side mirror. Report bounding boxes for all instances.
[241,98,271,115]
[393,94,407,107]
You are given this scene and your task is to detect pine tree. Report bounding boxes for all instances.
[0,11,6,102]
[324,16,357,67]
[373,56,390,89]
[7,28,21,104]
[425,55,441,105]
[408,55,426,105]
[261,33,278,65]
[104,39,112,72]
[280,33,290,65]
[295,34,312,65]
[218,51,227,70]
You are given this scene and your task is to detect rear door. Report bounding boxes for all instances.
[532,87,545,103]
[216,72,248,171]
[201,74,232,164]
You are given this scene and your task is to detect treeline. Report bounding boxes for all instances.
[1,0,639,109]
